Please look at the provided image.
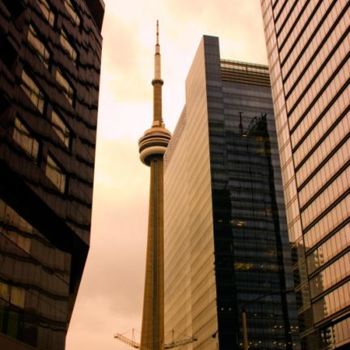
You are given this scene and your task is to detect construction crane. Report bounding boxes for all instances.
[114,329,197,349]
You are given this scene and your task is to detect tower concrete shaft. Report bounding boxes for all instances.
[138,21,171,350]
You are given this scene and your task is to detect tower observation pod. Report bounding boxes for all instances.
[138,21,171,350]
[114,22,196,350]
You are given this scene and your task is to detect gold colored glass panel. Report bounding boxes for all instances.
[55,69,74,105]
[37,0,55,26]
[59,29,77,63]
[45,155,66,193]
[64,0,80,26]
[13,117,39,160]
[51,110,70,147]
[28,24,50,68]
[20,70,45,113]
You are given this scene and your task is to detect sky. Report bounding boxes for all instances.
[66,1,268,349]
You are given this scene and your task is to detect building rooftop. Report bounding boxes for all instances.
[220,59,270,87]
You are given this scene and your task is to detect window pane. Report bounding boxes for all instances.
[37,0,55,26]
[59,29,77,63]
[20,70,45,113]
[13,117,39,160]
[45,155,66,193]
[55,69,74,105]
[64,0,80,26]
[52,110,70,147]
[27,24,50,68]
[10,287,25,308]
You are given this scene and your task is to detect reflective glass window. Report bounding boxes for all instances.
[55,69,74,105]
[64,0,80,26]
[10,287,25,308]
[20,70,45,113]
[37,0,55,26]
[27,24,50,68]
[51,110,70,147]
[59,29,77,63]
[45,155,66,193]
[13,117,39,160]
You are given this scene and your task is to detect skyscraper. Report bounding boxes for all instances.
[164,36,299,350]
[261,1,350,348]
[0,1,104,349]
[138,22,171,350]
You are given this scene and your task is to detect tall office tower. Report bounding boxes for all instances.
[0,1,104,349]
[261,1,350,348]
[138,22,171,350]
[164,36,299,350]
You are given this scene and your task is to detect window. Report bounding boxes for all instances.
[64,0,81,26]
[13,117,39,160]
[10,287,25,308]
[0,283,25,308]
[51,110,71,147]
[20,70,45,113]
[37,0,55,27]
[60,29,77,63]
[27,24,50,68]
[55,69,74,105]
[46,155,66,193]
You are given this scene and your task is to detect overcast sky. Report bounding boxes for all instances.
[66,1,268,349]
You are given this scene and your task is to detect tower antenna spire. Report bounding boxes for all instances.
[154,20,161,82]
[138,20,171,350]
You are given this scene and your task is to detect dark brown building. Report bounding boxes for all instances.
[0,0,104,349]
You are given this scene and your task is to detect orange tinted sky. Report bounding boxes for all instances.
[66,1,267,349]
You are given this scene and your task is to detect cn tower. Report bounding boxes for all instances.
[138,21,171,350]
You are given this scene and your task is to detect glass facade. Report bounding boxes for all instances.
[261,1,350,349]
[0,0,105,348]
[164,36,299,350]
[164,37,218,350]
[0,198,71,349]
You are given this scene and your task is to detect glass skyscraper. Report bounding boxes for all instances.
[164,36,299,350]
[0,1,104,349]
[261,1,350,348]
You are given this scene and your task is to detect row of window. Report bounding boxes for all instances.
[0,198,71,276]
[19,70,71,146]
[310,251,350,299]
[37,0,81,28]
[13,117,67,193]
[298,138,349,209]
[284,4,348,98]
[292,88,349,168]
[28,22,78,67]
[313,279,350,323]
[296,111,349,187]
[307,224,350,275]
[304,195,350,249]
[288,54,349,135]
[286,26,349,114]
[301,166,349,229]
[280,0,333,77]
[290,65,348,147]
[320,316,350,348]
[0,283,25,308]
